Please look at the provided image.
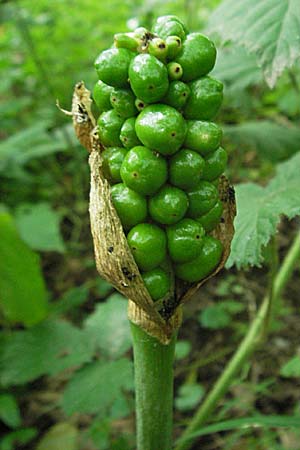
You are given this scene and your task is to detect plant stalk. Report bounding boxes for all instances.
[175,230,300,450]
[130,322,177,450]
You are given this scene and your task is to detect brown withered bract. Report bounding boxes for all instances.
[66,82,236,344]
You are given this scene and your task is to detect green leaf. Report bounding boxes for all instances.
[227,152,300,268]
[0,320,94,386]
[208,0,300,87]
[212,45,263,90]
[36,423,78,450]
[15,203,65,252]
[199,305,232,329]
[110,394,132,419]
[50,285,89,316]
[280,355,300,378]
[219,300,245,314]
[0,122,66,176]
[278,89,300,117]
[0,428,37,450]
[94,278,113,298]
[88,419,111,450]
[225,121,300,162]
[0,211,48,326]
[0,394,21,428]
[84,294,132,359]
[176,415,300,442]
[175,340,192,360]
[61,358,133,416]
[175,383,205,411]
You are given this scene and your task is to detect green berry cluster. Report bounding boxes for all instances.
[93,15,227,302]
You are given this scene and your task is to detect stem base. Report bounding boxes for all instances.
[131,322,176,450]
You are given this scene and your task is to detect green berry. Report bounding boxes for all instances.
[166,35,182,60]
[111,183,147,230]
[142,268,170,301]
[135,98,147,111]
[163,81,190,110]
[203,147,228,181]
[120,117,141,149]
[167,62,183,80]
[184,77,223,120]
[110,88,137,118]
[196,199,223,233]
[129,54,169,103]
[93,81,114,111]
[153,15,189,33]
[184,121,222,156]
[149,185,188,225]
[175,236,223,282]
[127,223,167,271]
[94,48,135,88]
[135,104,187,156]
[169,148,205,190]
[114,32,139,52]
[120,146,167,196]
[175,33,216,82]
[102,147,127,183]
[98,110,124,147]
[152,16,187,41]
[133,27,149,39]
[187,181,218,218]
[167,218,205,263]
[148,38,168,61]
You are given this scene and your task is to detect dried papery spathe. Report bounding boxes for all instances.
[66,82,236,344]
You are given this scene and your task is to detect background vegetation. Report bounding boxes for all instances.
[1,0,300,449]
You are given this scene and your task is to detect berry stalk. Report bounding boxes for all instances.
[131,322,177,450]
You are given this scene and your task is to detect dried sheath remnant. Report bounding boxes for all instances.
[68,81,236,344]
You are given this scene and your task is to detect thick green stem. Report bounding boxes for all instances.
[175,230,300,450]
[131,323,177,450]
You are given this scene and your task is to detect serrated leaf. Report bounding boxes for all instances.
[208,0,300,87]
[227,152,300,268]
[212,45,263,90]
[0,320,94,386]
[61,358,133,416]
[0,395,21,428]
[84,294,131,359]
[280,355,300,378]
[175,383,205,411]
[225,121,300,162]
[15,203,65,252]
[0,211,48,327]
[36,423,78,450]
